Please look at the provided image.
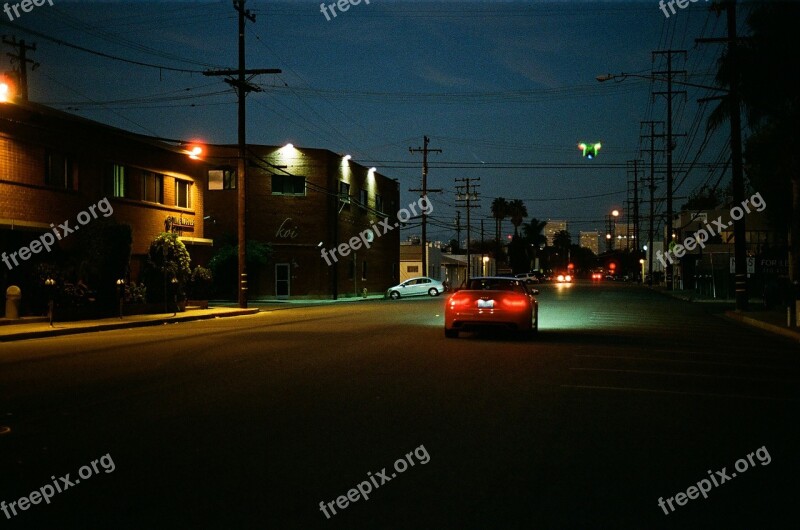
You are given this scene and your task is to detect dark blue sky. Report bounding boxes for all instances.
[2,1,737,244]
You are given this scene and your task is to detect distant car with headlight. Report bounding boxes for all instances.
[444,277,538,338]
[556,273,572,283]
[386,277,445,299]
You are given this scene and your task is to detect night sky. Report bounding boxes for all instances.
[1,0,735,244]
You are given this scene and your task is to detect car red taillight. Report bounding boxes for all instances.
[448,294,472,309]
[500,294,528,310]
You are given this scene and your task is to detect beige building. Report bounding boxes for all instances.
[579,231,600,255]
[545,220,568,246]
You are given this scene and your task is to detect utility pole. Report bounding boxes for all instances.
[653,49,687,290]
[455,178,480,281]
[627,159,642,254]
[455,211,461,251]
[204,0,281,308]
[409,136,442,278]
[641,121,665,286]
[2,36,37,101]
[697,0,748,311]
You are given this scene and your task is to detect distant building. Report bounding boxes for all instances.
[545,220,568,246]
[400,242,442,281]
[579,231,599,255]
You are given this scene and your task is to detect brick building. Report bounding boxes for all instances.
[203,144,400,299]
[1,101,210,313]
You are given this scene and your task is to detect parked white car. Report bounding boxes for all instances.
[386,277,445,299]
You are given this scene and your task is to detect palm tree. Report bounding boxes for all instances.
[490,197,509,242]
[522,218,548,249]
[507,199,528,236]
[707,3,799,283]
[523,217,548,271]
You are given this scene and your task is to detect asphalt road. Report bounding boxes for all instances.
[0,281,798,529]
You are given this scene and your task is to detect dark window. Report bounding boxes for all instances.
[375,194,384,214]
[359,189,368,210]
[209,169,236,190]
[339,181,350,208]
[143,172,163,204]
[45,151,72,188]
[175,180,191,208]
[271,174,305,196]
[110,164,126,198]
[407,265,419,273]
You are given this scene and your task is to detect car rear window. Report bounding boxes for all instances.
[467,279,525,292]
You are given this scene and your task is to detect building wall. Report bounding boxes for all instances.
[0,102,209,314]
[579,231,599,255]
[204,144,400,299]
[545,220,568,246]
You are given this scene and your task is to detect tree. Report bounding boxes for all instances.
[522,217,548,270]
[553,230,572,252]
[552,230,572,269]
[142,232,192,303]
[490,197,509,242]
[707,3,800,283]
[507,199,528,236]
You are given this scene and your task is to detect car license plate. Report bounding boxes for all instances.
[477,299,494,309]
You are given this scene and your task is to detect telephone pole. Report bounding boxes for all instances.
[204,0,280,308]
[641,121,665,286]
[626,159,643,254]
[409,136,442,278]
[2,36,37,101]
[652,49,687,290]
[697,0,748,311]
[455,178,480,280]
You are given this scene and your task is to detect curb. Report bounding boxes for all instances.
[0,308,260,343]
[723,310,800,343]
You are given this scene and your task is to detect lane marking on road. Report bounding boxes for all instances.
[569,367,793,383]
[561,384,798,402]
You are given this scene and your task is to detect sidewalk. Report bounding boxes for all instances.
[0,295,390,342]
[0,307,259,343]
[647,285,800,343]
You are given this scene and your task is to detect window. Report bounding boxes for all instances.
[271,174,305,196]
[407,265,419,273]
[142,172,163,204]
[339,181,350,207]
[110,164,126,198]
[375,194,384,214]
[359,189,368,210]
[45,151,72,188]
[208,169,236,190]
[175,180,192,208]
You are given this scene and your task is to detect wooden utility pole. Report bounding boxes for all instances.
[641,121,665,286]
[652,50,687,289]
[409,136,442,278]
[204,0,281,308]
[455,178,480,281]
[2,36,37,101]
[698,0,748,310]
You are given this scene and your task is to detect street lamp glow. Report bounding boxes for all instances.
[0,82,10,103]
[611,209,620,217]
[343,154,352,161]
